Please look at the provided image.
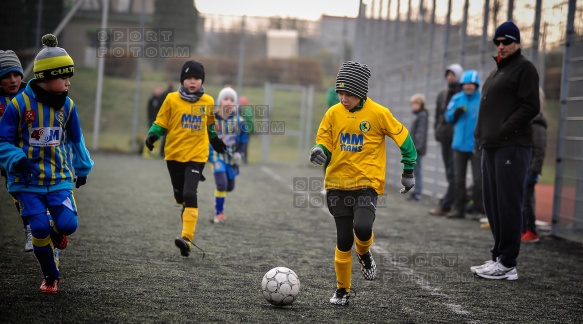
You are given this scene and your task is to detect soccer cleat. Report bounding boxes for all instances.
[356,251,377,280]
[50,232,68,250]
[329,288,352,306]
[521,230,540,243]
[40,277,59,294]
[476,262,518,280]
[212,213,226,224]
[470,259,496,274]
[24,225,33,252]
[174,237,192,257]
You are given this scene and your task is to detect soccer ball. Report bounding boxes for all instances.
[261,267,300,306]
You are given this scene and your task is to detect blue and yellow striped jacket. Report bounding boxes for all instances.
[208,113,248,165]
[0,81,93,193]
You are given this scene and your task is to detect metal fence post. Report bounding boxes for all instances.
[551,0,577,236]
[531,0,542,85]
[459,0,469,69]
[479,0,491,78]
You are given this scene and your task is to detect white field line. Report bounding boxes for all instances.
[261,165,476,321]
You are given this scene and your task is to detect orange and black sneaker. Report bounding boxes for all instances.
[50,232,68,250]
[521,230,540,243]
[212,213,226,224]
[40,277,59,294]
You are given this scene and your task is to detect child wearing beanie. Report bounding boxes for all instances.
[408,93,428,202]
[208,87,249,224]
[0,49,33,252]
[309,61,418,305]
[144,59,227,257]
[0,34,94,294]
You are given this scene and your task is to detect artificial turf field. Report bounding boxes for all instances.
[1,153,582,323]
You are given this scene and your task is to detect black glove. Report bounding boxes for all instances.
[400,170,415,194]
[210,136,227,154]
[453,107,466,119]
[14,157,42,186]
[526,172,539,186]
[145,133,159,151]
[75,176,87,188]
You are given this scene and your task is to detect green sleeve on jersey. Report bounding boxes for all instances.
[208,123,218,139]
[314,144,331,160]
[399,134,417,171]
[148,123,167,138]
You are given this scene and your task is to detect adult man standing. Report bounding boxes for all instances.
[428,64,463,216]
[473,21,540,280]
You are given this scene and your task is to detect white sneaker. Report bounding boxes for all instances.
[24,225,33,252]
[470,259,496,274]
[476,261,518,280]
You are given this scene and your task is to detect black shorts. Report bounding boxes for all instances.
[326,188,378,218]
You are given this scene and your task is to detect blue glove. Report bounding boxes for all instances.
[13,157,42,186]
[400,170,415,194]
[309,146,327,166]
[526,172,539,186]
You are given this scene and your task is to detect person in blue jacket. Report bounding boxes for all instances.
[444,70,484,219]
[0,34,93,294]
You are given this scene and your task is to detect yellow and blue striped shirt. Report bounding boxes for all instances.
[0,81,93,193]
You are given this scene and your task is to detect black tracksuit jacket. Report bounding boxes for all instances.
[475,49,540,148]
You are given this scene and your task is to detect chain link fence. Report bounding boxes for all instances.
[353,0,583,242]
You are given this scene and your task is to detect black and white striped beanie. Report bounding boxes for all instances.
[335,61,371,99]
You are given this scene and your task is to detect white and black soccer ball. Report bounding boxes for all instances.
[261,267,300,306]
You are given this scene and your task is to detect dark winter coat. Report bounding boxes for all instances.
[475,49,540,148]
[411,109,428,156]
[530,113,547,174]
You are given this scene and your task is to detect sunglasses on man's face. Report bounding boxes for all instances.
[494,38,514,46]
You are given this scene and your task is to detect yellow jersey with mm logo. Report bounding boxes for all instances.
[315,98,416,194]
[153,92,216,163]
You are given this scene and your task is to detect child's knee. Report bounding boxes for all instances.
[27,214,52,241]
[52,205,78,235]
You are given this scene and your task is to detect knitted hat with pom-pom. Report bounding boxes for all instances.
[33,34,74,81]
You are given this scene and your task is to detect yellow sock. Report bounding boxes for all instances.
[334,246,352,292]
[355,232,374,256]
[181,207,198,242]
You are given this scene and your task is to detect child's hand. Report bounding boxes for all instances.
[309,146,327,166]
[145,133,159,151]
[233,152,243,165]
[75,176,87,188]
[14,157,42,186]
[453,107,466,119]
[400,171,415,194]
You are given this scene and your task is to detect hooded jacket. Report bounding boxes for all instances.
[530,113,547,174]
[445,70,481,153]
[475,49,540,148]
[434,64,463,143]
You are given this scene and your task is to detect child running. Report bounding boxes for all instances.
[144,60,226,256]
[309,61,417,305]
[208,87,248,223]
[0,34,94,293]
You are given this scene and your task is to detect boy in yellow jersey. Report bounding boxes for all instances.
[0,34,94,293]
[144,60,226,257]
[309,61,417,305]
[0,50,33,252]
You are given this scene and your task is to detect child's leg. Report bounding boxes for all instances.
[27,212,60,279]
[180,162,205,241]
[354,207,375,255]
[334,215,354,292]
[214,171,228,215]
[167,161,187,205]
[47,195,78,237]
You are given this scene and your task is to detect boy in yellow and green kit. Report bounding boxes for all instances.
[144,60,226,257]
[309,61,417,305]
